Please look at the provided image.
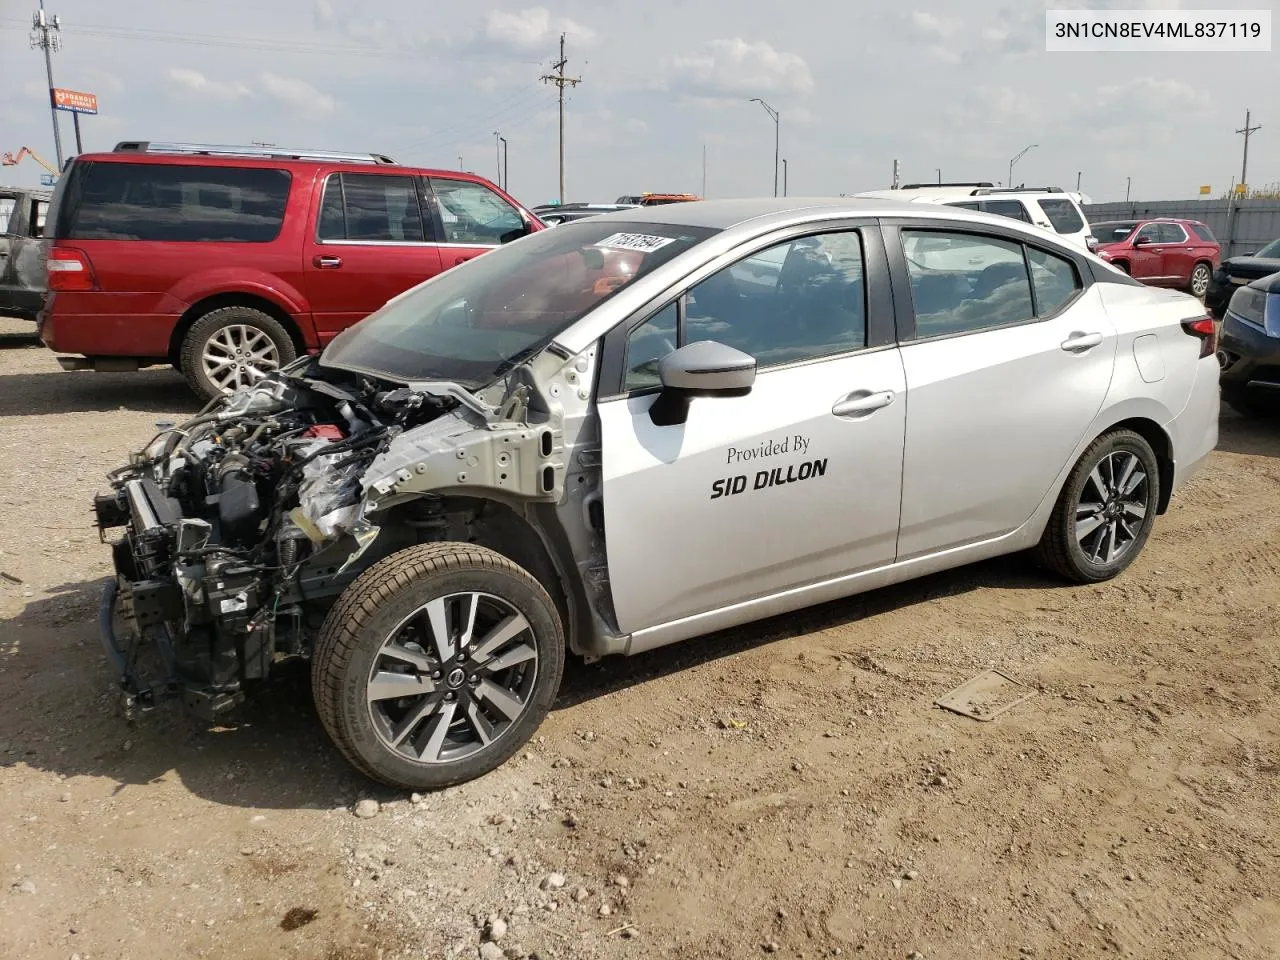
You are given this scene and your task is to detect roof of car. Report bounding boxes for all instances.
[585,196,970,230]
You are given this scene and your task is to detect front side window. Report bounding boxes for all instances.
[429,178,523,244]
[321,221,715,387]
[623,302,678,391]
[902,230,1035,338]
[54,161,291,242]
[1134,223,1161,244]
[318,173,424,242]
[1158,222,1188,244]
[1037,198,1085,235]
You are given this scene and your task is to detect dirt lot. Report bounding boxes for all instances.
[1,317,1277,960]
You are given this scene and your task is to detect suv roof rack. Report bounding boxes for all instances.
[971,186,1064,195]
[898,181,995,190]
[111,141,398,165]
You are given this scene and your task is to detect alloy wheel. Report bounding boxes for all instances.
[1190,264,1211,298]
[366,592,539,764]
[201,324,281,393]
[1075,451,1150,565]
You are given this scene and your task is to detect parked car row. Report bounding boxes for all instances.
[1086,218,1220,297]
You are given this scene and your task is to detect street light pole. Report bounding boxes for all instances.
[782,158,788,197]
[1008,143,1037,190]
[748,98,780,197]
[1125,176,1132,202]
[499,136,508,192]
[493,131,501,187]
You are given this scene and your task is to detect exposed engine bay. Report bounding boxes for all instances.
[94,351,602,718]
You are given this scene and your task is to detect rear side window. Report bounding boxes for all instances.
[901,231,1035,338]
[1190,223,1216,243]
[56,161,291,242]
[982,199,1033,223]
[1027,247,1082,316]
[1158,223,1188,244]
[1037,198,1085,235]
[318,173,426,242]
[0,197,14,233]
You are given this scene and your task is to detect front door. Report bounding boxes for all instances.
[1127,222,1164,283]
[304,170,443,343]
[425,177,527,270]
[598,227,906,634]
[891,225,1117,557]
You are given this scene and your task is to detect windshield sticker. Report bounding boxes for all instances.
[594,232,678,254]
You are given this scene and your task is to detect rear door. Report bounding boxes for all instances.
[889,222,1116,557]
[0,193,18,304]
[425,177,528,269]
[304,170,443,341]
[1157,222,1193,283]
[598,224,906,633]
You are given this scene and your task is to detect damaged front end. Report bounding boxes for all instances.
[94,354,579,719]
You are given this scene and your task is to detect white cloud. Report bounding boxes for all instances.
[314,0,336,27]
[911,11,959,37]
[669,38,814,100]
[167,68,252,101]
[483,7,596,50]
[259,73,337,116]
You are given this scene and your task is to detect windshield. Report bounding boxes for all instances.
[1090,221,1138,244]
[321,220,717,386]
[1256,239,1280,259]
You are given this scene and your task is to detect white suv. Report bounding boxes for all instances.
[855,183,1093,251]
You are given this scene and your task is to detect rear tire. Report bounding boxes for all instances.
[179,306,296,402]
[311,543,565,791]
[1033,430,1160,583]
[1188,262,1212,299]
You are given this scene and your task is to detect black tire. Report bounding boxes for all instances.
[1033,430,1160,584]
[1188,262,1212,299]
[179,305,297,402]
[311,543,565,790]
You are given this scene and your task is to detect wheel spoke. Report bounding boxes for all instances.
[1114,454,1138,497]
[419,597,454,662]
[416,700,457,762]
[1121,468,1146,498]
[1122,501,1147,521]
[1076,513,1106,542]
[379,641,434,673]
[389,692,444,747]
[457,593,480,649]
[1102,521,1119,563]
[465,699,497,746]
[367,670,434,703]
[470,613,530,663]
[481,642,537,674]
[475,679,524,721]
[1087,464,1111,500]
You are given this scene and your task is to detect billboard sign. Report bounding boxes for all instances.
[51,88,98,115]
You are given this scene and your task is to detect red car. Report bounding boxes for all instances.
[1088,218,1220,299]
[39,141,543,399]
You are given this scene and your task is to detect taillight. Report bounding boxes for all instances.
[1181,316,1216,359]
[47,246,97,292]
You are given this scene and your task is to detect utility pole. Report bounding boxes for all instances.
[701,143,706,198]
[936,168,942,185]
[30,0,64,170]
[493,131,502,187]
[499,136,508,192]
[541,33,581,204]
[748,98,780,197]
[1076,171,1082,192]
[1125,176,1131,202]
[782,158,788,197]
[1236,109,1261,197]
[892,158,900,189]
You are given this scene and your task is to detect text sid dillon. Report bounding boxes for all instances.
[710,458,829,500]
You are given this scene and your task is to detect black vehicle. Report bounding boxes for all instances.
[1205,237,1280,318]
[1217,271,1280,417]
[0,185,52,321]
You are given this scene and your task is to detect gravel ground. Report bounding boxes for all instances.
[1,317,1278,960]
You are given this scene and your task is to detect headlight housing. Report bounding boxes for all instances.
[1227,285,1266,326]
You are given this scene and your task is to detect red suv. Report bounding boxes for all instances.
[1088,218,1220,299]
[39,141,543,399]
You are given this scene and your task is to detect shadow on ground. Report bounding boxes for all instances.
[0,552,1062,808]
[0,368,199,417]
[1216,405,1280,458]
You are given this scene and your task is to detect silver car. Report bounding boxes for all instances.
[96,198,1221,789]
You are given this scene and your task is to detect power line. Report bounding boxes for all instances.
[540,33,581,204]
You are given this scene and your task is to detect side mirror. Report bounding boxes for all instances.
[499,220,533,245]
[649,340,757,426]
[1133,234,1152,246]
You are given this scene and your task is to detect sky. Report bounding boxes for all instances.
[0,0,1275,205]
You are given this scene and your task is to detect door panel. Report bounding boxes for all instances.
[600,349,907,634]
[303,171,442,340]
[1126,224,1163,281]
[897,284,1116,557]
[1157,223,1192,283]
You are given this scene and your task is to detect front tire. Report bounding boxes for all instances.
[311,543,565,791]
[1033,430,1160,583]
[1188,262,1212,299]
[179,306,296,402]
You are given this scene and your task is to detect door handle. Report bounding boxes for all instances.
[454,255,475,266]
[1060,331,1104,352]
[312,255,342,269]
[832,390,895,418]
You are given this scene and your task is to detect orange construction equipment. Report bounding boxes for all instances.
[2,147,59,176]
